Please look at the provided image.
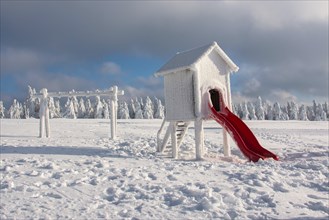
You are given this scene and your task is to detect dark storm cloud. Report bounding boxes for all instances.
[1,1,328,103]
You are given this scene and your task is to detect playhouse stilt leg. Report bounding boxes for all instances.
[223,129,231,157]
[171,123,178,159]
[195,118,204,160]
[45,107,50,138]
[39,114,44,138]
[110,100,116,139]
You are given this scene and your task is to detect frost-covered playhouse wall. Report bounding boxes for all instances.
[155,42,239,160]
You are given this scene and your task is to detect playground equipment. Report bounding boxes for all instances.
[155,42,278,161]
[33,86,124,139]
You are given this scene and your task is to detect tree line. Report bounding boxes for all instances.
[0,86,328,121]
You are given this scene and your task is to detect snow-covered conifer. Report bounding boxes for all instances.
[154,99,165,119]
[139,98,144,111]
[323,102,329,119]
[71,96,79,115]
[77,98,86,118]
[128,99,136,119]
[18,102,24,119]
[315,103,326,121]
[273,102,282,120]
[232,104,239,116]
[22,103,29,119]
[48,97,56,119]
[255,96,265,120]
[134,98,144,119]
[54,100,61,118]
[0,101,5,118]
[289,101,298,120]
[298,105,308,121]
[85,99,94,118]
[34,98,40,118]
[265,104,273,120]
[240,102,249,120]
[143,96,154,119]
[280,106,289,120]
[118,101,130,119]
[8,99,22,119]
[103,100,110,119]
[247,102,257,120]
[306,106,315,121]
[25,85,37,118]
[94,96,104,119]
[63,97,76,119]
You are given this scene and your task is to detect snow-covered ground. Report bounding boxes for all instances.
[0,119,328,219]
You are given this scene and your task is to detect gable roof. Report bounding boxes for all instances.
[154,41,239,77]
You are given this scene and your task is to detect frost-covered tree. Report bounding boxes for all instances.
[54,100,61,118]
[315,103,326,121]
[255,96,265,120]
[85,99,94,118]
[306,106,315,121]
[288,101,298,120]
[128,99,136,119]
[48,97,57,119]
[265,104,273,120]
[118,101,130,119]
[298,105,308,121]
[154,99,165,119]
[0,101,5,118]
[34,98,40,118]
[22,103,29,119]
[71,96,79,115]
[25,85,37,118]
[134,98,144,119]
[103,100,110,119]
[139,97,144,111]
[272,102,282,120]
[143,96,154,119]
[247,102,257,120]
[240,102,249,120]
[8,99,22,119]
[94,96,104,119]
[63,97,76,119]
[280,106,289,120]
[235,103,243,119]
[232,104,239,116]
[323,102,329,119]
[77,98,86,118]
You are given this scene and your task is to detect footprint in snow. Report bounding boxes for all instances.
[148,173,157,181]
[167,175,177,181]
[273,182,289,193]
[45,192,62,199]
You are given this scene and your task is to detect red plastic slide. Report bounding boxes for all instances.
[209,104,279,162]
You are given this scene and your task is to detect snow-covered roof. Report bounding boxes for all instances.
[154,41,239,77]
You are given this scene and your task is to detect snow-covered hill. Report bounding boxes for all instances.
[0,119,328,219]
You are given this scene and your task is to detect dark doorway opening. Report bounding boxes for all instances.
[209,89,221,112]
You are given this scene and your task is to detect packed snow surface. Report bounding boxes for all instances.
[0,119,328,219]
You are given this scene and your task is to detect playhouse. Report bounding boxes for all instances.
[155,42,278,162]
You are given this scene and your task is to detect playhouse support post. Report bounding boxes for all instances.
[195,118,204,160]
[39,88,50,138]
[224,73,232,157]
[110,86,118,139]
[223,130,231,157]
[110,99,116,140]
[39,113,44,138]
[171,122,178,159]
[113,86,118,133]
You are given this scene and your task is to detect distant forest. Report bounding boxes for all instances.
[0,86,328,121]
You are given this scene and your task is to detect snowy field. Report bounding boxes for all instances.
[0,119,328,219]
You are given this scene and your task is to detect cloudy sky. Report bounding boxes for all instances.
[1,1,328,107]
